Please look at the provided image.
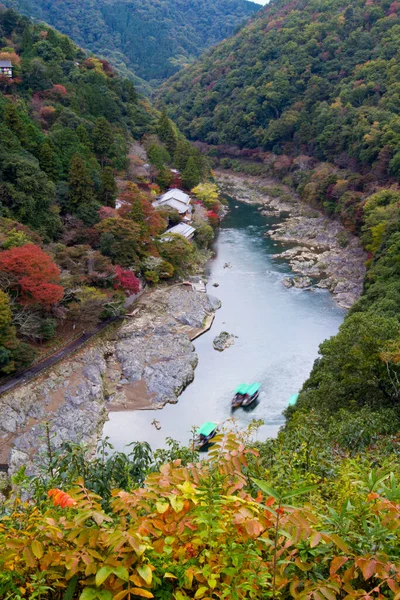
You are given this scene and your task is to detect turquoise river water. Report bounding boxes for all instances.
[103,199,345,450]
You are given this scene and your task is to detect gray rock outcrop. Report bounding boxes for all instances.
[213,331,236,351]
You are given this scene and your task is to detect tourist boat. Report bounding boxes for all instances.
[193,422,219,450]
[232,383,261,408]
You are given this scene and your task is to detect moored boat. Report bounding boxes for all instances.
[232,383,261,408]
[193,422,219,450]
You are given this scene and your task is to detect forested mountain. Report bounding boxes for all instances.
[161,0,400,169]
[3,0,259,85]
[162,0,400,428]
[0,6,211,374]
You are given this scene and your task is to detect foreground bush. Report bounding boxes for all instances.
[0,433,399,599]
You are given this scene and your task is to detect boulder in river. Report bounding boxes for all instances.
[293,276,313,289]
[213,331,236,352]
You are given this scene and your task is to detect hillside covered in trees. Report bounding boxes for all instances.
[161,0,400,433]
[3,0,259,86]
[0,7,215,376]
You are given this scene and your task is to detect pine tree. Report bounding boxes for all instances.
[174,140,192,171]
[99,167,117,207]
[4,103,26,143]
[38,141,60,181]
[182,156,201,190]
[157,108,177,157]
[92,117,114,168]
[156,166,173,190]
[68,154,95,210]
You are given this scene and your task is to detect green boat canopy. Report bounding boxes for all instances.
[197,422,218,437]
[247,383,261,396]
[234,384,250,395]
[234,383,261,396]
[288,393,299,406]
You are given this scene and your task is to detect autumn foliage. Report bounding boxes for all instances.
[114,266,141,295]
[0,434,399,600]
[0,244,64,307]
[48,488,76,508]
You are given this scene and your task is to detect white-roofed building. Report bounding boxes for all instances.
[161,223,196,242]
[152,188,192,221]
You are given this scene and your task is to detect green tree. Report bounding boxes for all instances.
[95,217,141,266]
[155,165,173,189]
[98,167,117,207]
[38,141,60,182]
[182,155,201,189]
[173,139,192,171]
[158,233,193,271]
[67,154,95,211]
[0,290,18,374]
[157,107,177,156]
[299,313,400,414]
[147,143,170,169]
[92,117,114,167]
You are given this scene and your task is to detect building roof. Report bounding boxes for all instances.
[159,188,190,206]
[0,60,12,68]
[162,223,196,241]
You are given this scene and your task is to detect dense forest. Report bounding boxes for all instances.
[0,2,400,599]
[162,0,400,433]
[0,7,214,376]
[3,0,259,85]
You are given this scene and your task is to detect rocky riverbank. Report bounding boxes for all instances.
[216,170,366,309]
[0,286,220,477]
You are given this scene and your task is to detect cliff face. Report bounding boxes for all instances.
[0,287,221,476]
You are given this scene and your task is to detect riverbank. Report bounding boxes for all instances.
[216,170,366,309]
[0,286,220,476]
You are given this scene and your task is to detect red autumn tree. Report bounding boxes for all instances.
[114,266,140,295]
[0,244,64,307]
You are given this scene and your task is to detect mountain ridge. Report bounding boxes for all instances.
[2,0,260,87]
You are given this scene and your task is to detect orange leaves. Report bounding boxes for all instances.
[48,488,76,508]
[330,556,348,576]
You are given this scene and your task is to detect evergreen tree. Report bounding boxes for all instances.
[0,290,18,374]
[38,141,60,181]
[92,117,114,167]
[76,124,92,149]
[181,156,200,190]
[4,103,26,144]
[157,108,177,157]
[148,143,170,170]
[174,140,192,171]
[67,154,95,211]
[99,167,117,207]
[156,166,173,190]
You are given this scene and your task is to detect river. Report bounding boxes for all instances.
[103,198,345,450]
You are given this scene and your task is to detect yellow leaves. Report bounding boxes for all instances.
[169,495,184,513]
[31,540,44,559]
[156,501,169,514]
[164,572,178,579]
[137,564,153,586]
[130,588,154,598]
[177,480,199,503]
[22,546,36,568]
[95,566,113,586]
[194,586,208,598]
